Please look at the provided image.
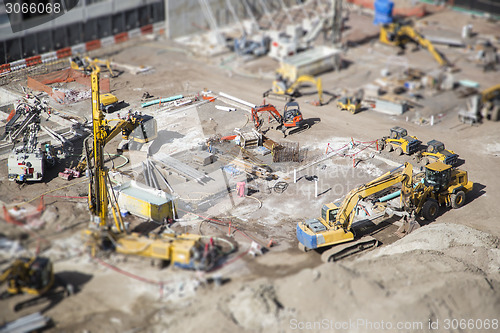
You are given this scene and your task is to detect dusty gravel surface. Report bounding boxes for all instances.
[1,7,500,333]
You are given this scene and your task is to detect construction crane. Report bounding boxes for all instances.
[83,66,220,270]
[251,101,308,137]
[264,74,323,105]
[380,22,449,67]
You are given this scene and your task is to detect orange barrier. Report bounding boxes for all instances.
[28,68,110,103]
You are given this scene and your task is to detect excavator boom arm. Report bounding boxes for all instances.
[337,163,413,230]
[251,104,283,129]
[399,26,448,66]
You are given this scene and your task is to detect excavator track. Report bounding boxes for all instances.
[320,236,379,263]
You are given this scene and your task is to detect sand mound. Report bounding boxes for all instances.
[158,223,500,332]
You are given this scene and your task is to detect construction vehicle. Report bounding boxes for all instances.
[297,160,474,261]
[233,33,270,57]
[0,256,72,311]
[5,96,60,182]
[70,55,116,77]
[380,126,421,155]
[458,83,500,124]
[417,140,458,166]
[296,163,414,262]
[82,66,220,270]
[264,74,323,105]
[99,93,120,113]
[337,90,363,114]
[380,22,449,67]
[409,161,474,220]
[70,56,120,112]
[0,257,54,298]
[251,101,307,137]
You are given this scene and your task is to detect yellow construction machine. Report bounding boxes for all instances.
[70,55,116,77]
[82,66,220,270]
[417,140,458,166]
[264,74,323,105]
[297,161,474,261]
[458,83,500,123]
[0,257,54,298]
[410,161,473,220]
[0,256,73,311]
[336,90,363,114]
[380,22,449,67]
[381,126,421,155]
[297,163,414,262]
[70,56,120,112]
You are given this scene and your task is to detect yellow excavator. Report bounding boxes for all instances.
[297,163,414,262]
[264,74,323,105]
[297,160,473,262]
[82,66,220,270]
[70,55,116,77]
[0,257,54,298]
[0,256,73,311]
[380,22,449,67]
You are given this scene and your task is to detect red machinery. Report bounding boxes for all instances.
[251,102,306,137]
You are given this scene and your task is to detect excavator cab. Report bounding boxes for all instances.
[128,114,158,144]
[321,202,340,226]
[70,56,86,69]
[424,162,451,193]
[283,101,304,128]
[1,257,54,297]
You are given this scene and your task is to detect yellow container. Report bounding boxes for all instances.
[114,181,174,222]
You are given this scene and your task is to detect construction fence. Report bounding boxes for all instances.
[27,68,110,104]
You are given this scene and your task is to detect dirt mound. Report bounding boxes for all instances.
[159,223,500,332]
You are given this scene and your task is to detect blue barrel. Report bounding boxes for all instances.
[374,0,394,24]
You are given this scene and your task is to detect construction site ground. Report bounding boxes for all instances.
[1,8,500,333]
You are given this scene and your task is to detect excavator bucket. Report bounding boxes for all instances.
[396,214,420,237]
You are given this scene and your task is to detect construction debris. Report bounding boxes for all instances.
[0,312,51,333]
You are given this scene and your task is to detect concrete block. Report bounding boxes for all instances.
[193,151,214,166]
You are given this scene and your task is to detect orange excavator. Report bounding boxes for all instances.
[251,101,307,137]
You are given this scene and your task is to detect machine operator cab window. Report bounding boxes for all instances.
[425,161,451,192]
[390,127,407,139]
[284,101,300,121]
[321,203,339,226]
[427,140,445,153]
[338,97,348,104]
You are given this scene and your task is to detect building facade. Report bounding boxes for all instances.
[1,0,165,65]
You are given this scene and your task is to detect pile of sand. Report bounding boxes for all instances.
[154,223,500,332]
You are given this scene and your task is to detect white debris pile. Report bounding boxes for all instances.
[53,88,91,104]
[41,233,84,261]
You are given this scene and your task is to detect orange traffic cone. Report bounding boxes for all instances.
[37,196,45,213]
